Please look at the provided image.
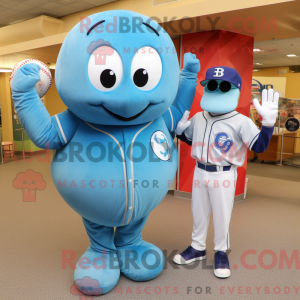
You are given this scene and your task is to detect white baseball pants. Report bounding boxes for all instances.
[190,165,237,252]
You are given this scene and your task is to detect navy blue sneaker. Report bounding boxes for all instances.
[214,251,230,278]
[173,246,206,265]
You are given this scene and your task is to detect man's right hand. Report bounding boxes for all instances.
[253,89,279,127]
[11,63,41,94]
[175,110,191,135]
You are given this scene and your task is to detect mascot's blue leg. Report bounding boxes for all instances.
[74,218,120,295]
[115,215,165,281]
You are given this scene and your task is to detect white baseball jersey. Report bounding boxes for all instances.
[184,110,260,167]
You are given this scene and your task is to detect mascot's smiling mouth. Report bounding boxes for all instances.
[102,104,150,121]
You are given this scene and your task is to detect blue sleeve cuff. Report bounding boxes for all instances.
[251,126,274,153]
[52,115,67,145]
[177,132,192,146]
[52,110,81,145]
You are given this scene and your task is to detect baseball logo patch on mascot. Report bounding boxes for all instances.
[151,131,170,161]
[215,132,233,154]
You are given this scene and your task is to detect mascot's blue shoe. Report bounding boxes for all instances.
[74,247,120,295]
[116,241,165,281]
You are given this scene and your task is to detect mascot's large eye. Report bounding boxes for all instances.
[88,46,123,91]
[131,46,162,91]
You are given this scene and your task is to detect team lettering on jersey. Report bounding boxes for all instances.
[214,132,234,154]
[213,68,225,77]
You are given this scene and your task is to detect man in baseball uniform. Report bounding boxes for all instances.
[173,66,278,278]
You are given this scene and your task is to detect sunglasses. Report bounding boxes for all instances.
[206,80,233,93]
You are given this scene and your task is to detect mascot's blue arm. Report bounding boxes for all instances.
[11,63,79,149]
[162,53,200,133]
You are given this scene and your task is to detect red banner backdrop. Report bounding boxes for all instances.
[179,30,254,196]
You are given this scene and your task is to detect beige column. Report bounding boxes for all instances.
[0,72,13,142]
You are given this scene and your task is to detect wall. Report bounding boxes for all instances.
[0,0,294,55]
[0,72,13,143]
[45,70,67,116]
[253,67,300,98]
[253,76,287,96]
[60,0,290,33]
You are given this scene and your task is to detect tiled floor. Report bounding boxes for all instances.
[1,155,300,299]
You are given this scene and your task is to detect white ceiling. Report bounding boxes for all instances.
[254,38,300,69]
[0,0,117,26]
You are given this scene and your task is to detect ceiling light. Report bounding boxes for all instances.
[287,54,297,57]
[253,69,261,72]
[0,68,12,72]
[253,49,261,52]
[255,63,262,65]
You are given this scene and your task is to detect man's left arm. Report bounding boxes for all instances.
[250,126,274,153]
[242,89,279,153]
[252,89,279,152]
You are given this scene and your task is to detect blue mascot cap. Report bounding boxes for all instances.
[200,66,242,90]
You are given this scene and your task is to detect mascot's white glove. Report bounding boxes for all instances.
[253,89,279,127]
[175,111,191,135]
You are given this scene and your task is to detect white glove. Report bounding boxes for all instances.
[253,89,279,127]
[175,111,191,135]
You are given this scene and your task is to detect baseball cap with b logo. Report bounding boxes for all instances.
[200,66,242,91]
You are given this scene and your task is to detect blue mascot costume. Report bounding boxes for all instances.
[11,10,200,295]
